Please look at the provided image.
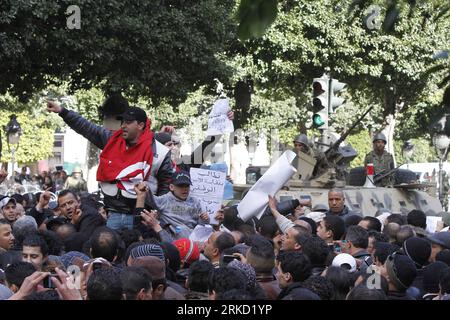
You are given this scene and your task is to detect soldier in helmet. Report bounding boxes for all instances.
[293,134,314,157]
[364,132,395,187]
[64,166,87,193]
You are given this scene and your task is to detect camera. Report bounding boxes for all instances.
[133,215,143,225]
[334,243,341,253]
[92,262,103,271]
[222,254,240,265]
[333,240,347,253]
[263,199,300,217]
[43,273,58,289]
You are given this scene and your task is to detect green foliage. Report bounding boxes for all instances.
[0,0,236,104]
[0,110,54,164]
[73,87,105,124]
[147,86,216,130]
[236,0,278,40]
[394,137,438,164]
[347,130,372,167]
[228,0,450,140]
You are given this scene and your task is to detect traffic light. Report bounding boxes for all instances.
[312,75,329,129]
[329,79,346,113]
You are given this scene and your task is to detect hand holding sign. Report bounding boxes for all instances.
[206,98,234,136]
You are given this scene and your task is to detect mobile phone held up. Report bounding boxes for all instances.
[43,273,58,289]
[222,254,241,265]
[133,215,143,225]
[334,243,341,253]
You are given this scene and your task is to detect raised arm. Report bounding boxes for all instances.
[47,101,112,149]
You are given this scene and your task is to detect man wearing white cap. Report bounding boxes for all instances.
[0,196,18,225]
[332,253,357,273]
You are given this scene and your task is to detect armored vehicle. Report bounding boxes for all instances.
[234,109,444,217]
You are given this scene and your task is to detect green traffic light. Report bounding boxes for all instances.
[312,114,325,126]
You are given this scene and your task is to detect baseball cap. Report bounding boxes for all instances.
[305,211,326,223]
[0,196,16,210]
[312,204,328,212]
[332,253,357,273]
[385,252,417,291]
[116,106,147,123]
[427,231,450,249]
[171,172,192,186]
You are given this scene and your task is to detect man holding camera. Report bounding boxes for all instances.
[268,196,310,252]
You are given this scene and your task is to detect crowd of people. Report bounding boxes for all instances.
[0,96,449,301]
[0,181,449,301]
[4,165,87,195]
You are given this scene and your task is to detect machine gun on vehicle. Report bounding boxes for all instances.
[311,107,372,181]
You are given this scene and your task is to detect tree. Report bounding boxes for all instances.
[0,106,55,165]
[226,0,450,160]
[0,0,236,104]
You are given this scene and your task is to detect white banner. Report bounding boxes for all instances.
[190,167,226,225]
[206,98,234,136]
[237,150,297,222]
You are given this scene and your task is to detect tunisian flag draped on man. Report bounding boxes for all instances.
[97,119,154,194]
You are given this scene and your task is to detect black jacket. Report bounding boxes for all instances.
[409,268,425,300]
[74,204,105,236]
[326,206,361,221]
[277,282,321,300]
[27,207,54,227]
[59,108,173,213]
[387,290,416,300]
[28,202,103,236]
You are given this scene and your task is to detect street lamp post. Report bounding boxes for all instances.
[4,115,22,180]
[432,133,449,206]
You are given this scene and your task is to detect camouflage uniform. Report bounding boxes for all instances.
[364,150,395,187]
[64,176,87,193]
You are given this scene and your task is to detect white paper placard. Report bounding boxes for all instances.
[189,225,214,242]
[237,150,297,222]
[206,98,234,136]
[190,167,226,225]
[426,216,443,234]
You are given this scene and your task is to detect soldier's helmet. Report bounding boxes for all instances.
[373,132,387,143]
[294,134,309,146]
[72,166,82,174]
